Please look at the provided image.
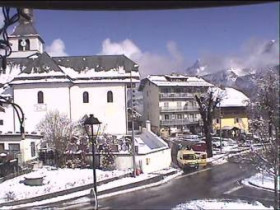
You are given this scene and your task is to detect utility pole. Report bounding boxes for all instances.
[130,70,136,177]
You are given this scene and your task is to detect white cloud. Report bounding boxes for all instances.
[46,39,68,57]
[100,38,187,77]
[101,38,142,59]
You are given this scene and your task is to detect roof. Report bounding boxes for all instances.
[214,87,249,107]
[139,74,213,90]
[6,53,140,85]
[138,129,168,152]
[53,54,138,73]
[11,22,39,36]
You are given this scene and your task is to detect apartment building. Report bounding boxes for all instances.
[139,74,213,136]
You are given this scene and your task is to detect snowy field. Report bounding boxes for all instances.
[172,199,272,209]
[0,166,130,203]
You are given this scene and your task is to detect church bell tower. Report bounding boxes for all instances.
[8,8,44,58]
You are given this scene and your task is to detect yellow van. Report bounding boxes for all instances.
[177,149,199,170]
[195,152,207,168]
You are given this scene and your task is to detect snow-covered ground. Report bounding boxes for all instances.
[0,166,130,203]
[242,172,275,191]
[0,166,178,205]
[172,199,272,209]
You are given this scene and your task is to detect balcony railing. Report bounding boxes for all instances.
[160,107,199,112]
[160,119,199,126]
[159,93,194,99]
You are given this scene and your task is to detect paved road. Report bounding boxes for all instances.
[35,162,273,210]
[86,162,273,209]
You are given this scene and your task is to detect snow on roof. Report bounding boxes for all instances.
[59,66,140,79]
[213,87,249,107]
[0,64,22,85]
[135,129,168,154]
[147,75,213,87]
[10,78,71,85]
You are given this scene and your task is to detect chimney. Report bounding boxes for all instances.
[146,120,151,131]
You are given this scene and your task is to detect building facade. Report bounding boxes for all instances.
[139,74,213,137]
[212,87,249,138]
[0,9,140,136]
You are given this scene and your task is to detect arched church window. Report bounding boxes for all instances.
[38,91,44,104]
[83,91,89,103]
[107,91,113,103]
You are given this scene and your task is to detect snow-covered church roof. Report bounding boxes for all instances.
[2,53,140,85]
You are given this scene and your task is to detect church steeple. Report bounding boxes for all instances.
[8,8,44,58]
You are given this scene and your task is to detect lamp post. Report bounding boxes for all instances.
[84,114,101,209]
[219,102,222,153]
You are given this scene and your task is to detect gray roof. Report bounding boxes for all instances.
[139,130,167,150]
[11,22,38,36]
[53,54,138,73]
[21,52,64,74]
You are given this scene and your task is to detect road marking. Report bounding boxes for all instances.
[224,185,243,194]
[176,168,211,179]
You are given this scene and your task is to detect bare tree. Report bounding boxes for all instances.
[37,110,79,167]
[195,89,221,158]
[247,66,279,209]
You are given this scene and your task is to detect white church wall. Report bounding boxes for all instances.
[70,83,127,135]
[0,104,14,133]
[13,83,71,133]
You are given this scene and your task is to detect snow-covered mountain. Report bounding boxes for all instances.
[185,59,207,76]
[202,68,239,87]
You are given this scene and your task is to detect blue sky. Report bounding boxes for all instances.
[1,2,279,76]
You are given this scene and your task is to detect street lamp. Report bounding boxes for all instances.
[84,114,101,209]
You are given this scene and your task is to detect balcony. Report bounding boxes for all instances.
[160,107,199,112]
[160,119,199,126]
[159,93,194,99]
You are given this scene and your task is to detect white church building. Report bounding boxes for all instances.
[0,9,140,136]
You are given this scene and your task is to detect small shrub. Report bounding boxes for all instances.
[4,191,16,201]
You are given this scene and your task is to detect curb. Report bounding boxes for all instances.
[248,181,278,192]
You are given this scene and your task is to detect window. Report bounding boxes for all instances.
[83,91,89,103]
[8,143,20,154]
[31,142,36,157]
[164,102,169,108]
[0,143,4,152]
[216,118,220,124]
[177,101,182,108]
[164,114,169,120]
[235,118,240,123]
[38,91,44,104]
[18,39,30,51]
[0,120,3,125]
[177,114,182,119]
[107,91,113,103]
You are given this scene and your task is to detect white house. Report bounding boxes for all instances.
[105,121,172,173]
[0,133,42,164]
[0,9,140,136]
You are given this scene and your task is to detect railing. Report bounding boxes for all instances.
[160,107,199,112]
[159,93,194,99]
[160,119,199,126]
